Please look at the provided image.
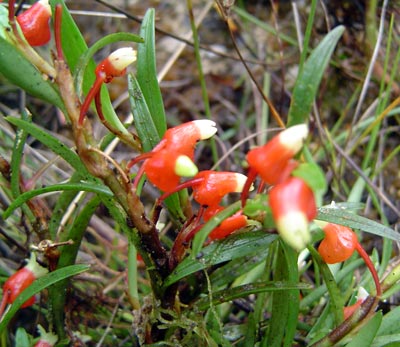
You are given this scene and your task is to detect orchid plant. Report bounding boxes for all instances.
[0,1,399,346]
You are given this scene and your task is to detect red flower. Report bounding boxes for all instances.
[0,253,48,317]
[16,0,52,47]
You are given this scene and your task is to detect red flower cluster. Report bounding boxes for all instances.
[242,124,316,251]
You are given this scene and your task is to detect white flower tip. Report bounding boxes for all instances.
[174,155,198,177]
[276,211,311,251]
[234,173,254,192]
[109,47,137,71]
[279,124,309,153]
[193,119,217,140]
[357,287,369,300]
[38,0,52,14]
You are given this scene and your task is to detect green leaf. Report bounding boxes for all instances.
[0,37,64,109]
[2,182,112,220]
[377,305,400,336]
[346,312,382,347]
[317,207,400,242]
[292,162,327,206]
[128,74,161,152]
[0,264,90,333]
[287,26,345,126]
[163,231,277,287]
[15,328,31,347]
[5,116,88,175]
[128,74,184,221]
[136,8,167,137]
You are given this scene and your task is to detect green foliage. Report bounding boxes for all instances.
[0,0,398,346]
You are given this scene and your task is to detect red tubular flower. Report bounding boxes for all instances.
[16,0,52,47]
[269,176,316,251]
[79,47,137,125]
[247,124,308,185]
[0,253,48,317]
[241,124,308,205]
[318,223,358,264]
[203,205,247,240]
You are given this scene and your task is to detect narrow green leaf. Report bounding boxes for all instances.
[195,281,311,310]
[0,37,64,109]
[377,305,400,335]
[5,116,88,175]
[0,264,90,333]
[137,8,167,137]
[2,182,112,220]
[317,207,400,242]
[264,242,291,347]
[345,312,382,347]
[287,26,345,126]
[128,74,160,151]
[163,231,277,287]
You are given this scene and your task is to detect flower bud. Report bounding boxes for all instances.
[16,0,52,47]
[318,223,358,264]
[269,176,316,251]
[95,47,137,82]
[246,124,308,185]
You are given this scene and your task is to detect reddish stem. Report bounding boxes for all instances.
[157,177,204,206]
[78,74,105,126]
[54,4,64,60]
[126,152,154,172]
[241,168,257,207]
[355,242,382,297]
[8,0,15,22]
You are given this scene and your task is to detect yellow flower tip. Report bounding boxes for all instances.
[276,211,311,251]
[174,155,198,177]
[108,47,137,71]
[192,119,217,140]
